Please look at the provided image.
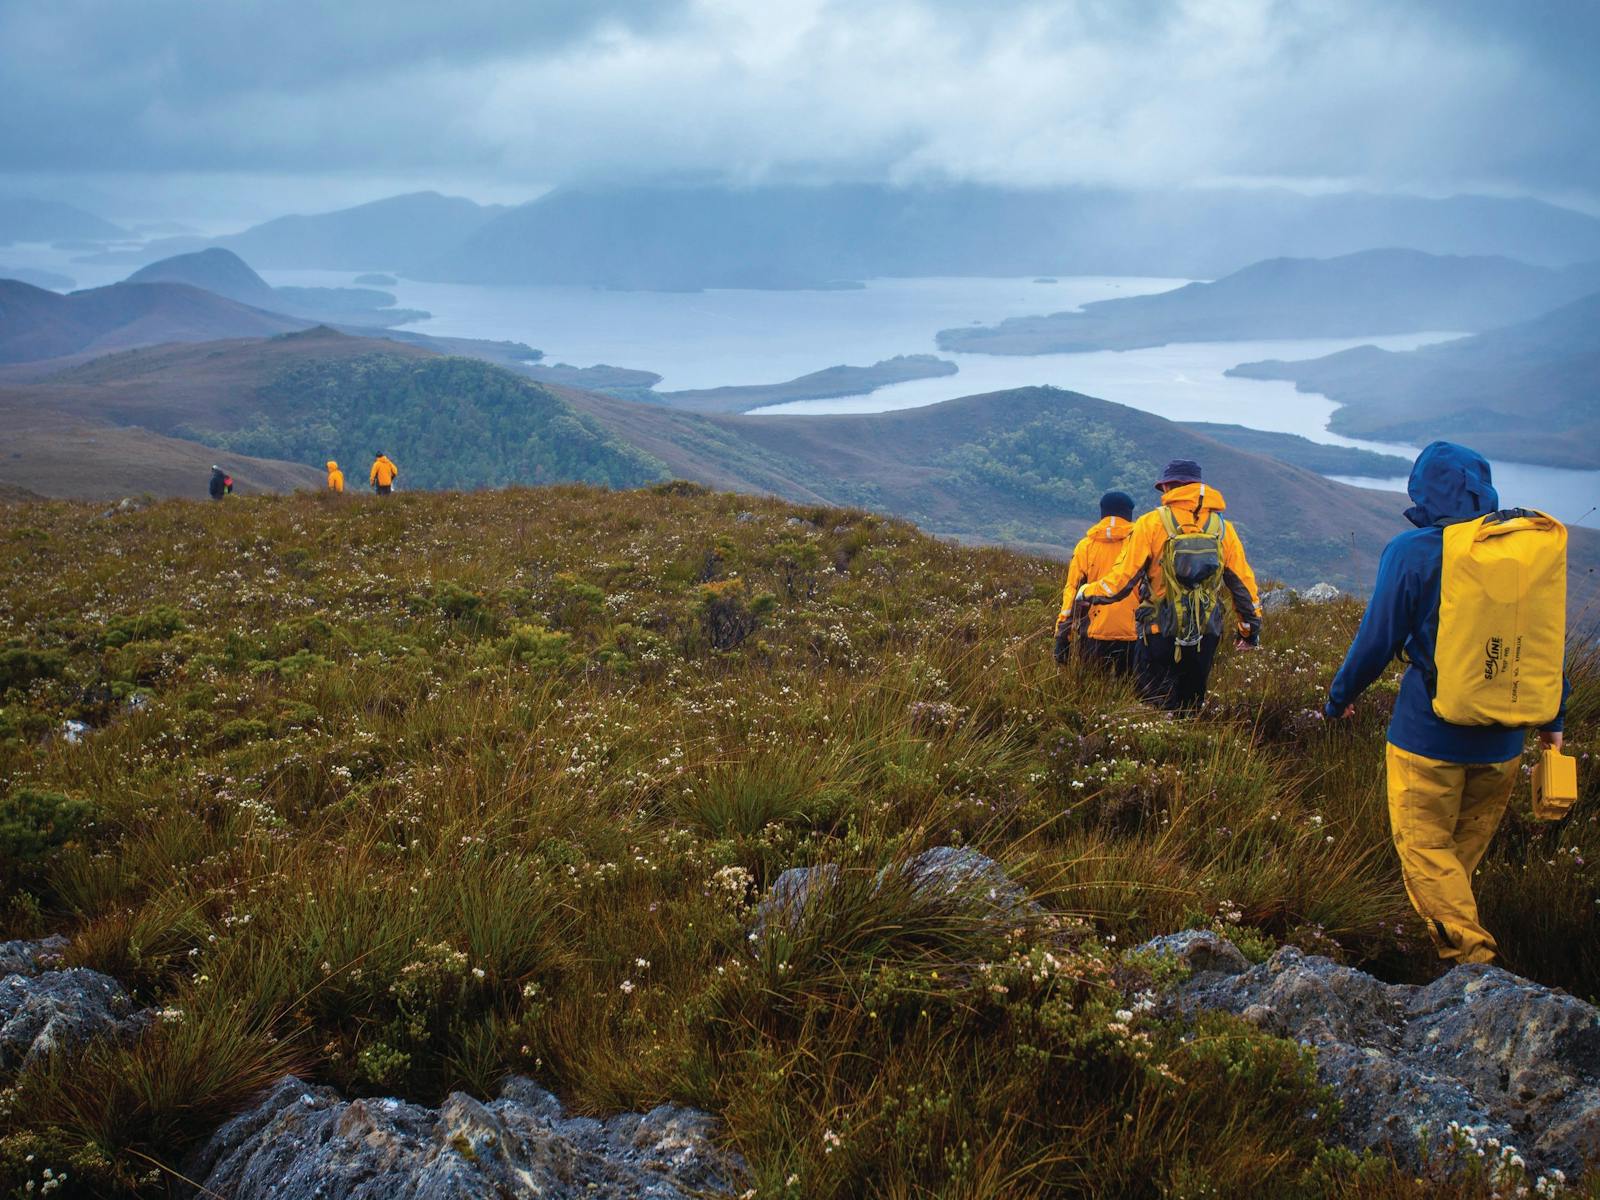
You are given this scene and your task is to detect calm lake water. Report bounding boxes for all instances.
[21,251,1600,528]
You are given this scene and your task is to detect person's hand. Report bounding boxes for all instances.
[1323,699,1355,719]
[1539,730,1564,751]
[1053,627,1072,666]
[1075,584,1091,603]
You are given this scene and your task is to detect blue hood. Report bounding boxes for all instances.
[1404,441,1499,528]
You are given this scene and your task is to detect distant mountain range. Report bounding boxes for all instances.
[71,185,1600,291]
[937,249,1600,354]
[0,195,127,245]
[125,248,428,326]
[1228,291,1600,470]
[0,266,539,375]
[0,278,307,365]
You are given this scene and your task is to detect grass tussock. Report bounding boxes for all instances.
[0,484,1596,1197]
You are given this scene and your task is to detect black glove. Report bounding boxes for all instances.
[1053,626,1073,665]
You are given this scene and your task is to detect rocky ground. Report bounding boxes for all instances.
[1144,929,1599,1183]
[187,1075,740,1200]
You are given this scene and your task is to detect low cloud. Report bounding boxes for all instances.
[2,0,1595,212]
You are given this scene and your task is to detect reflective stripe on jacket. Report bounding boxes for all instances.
[1059,516,1138,641]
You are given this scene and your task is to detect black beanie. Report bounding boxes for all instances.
[1099,490,1135,521]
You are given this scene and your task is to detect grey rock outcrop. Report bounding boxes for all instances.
[0,934,67,977]
[0,966,148,1069]
[1259,587,1298,613]
[1141,931,1600,1176]
[188,1074,741,1200]
[751,846,1041,944]
[1259,582,1341,612]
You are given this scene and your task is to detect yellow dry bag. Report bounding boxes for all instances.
[1433,509,1566,727]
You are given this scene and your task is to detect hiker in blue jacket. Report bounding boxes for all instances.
[1326,441,1567,964]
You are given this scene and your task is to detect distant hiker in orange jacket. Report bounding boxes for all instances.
[1055,491,1139,676]
[326,460,345,493]
[370,453,398,496]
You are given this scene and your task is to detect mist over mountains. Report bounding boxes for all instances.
[0,195,127,245]
[61,184,1600,292]
[417,185,1600,290]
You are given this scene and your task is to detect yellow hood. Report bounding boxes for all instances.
[327,461,339,471]
[1086,515,1134,542]
[1160,482,1227,517]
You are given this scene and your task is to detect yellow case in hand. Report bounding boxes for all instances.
[1532,748,1578,821]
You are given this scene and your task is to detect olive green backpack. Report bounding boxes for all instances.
[1155,506,1226,652]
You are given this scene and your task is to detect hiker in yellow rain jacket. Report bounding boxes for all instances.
[1055,491,1139,676]
[1325,442,1569,964]
[1079,459,1262,712]
[369,453,398,496]
[326,461,345,493]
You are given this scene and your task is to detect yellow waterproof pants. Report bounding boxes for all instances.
[1386,744,1518,964]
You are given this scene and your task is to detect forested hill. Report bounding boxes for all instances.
[1,329,662,493]
[200,353,664,491]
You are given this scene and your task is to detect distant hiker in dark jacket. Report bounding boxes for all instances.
[208,465,233,501]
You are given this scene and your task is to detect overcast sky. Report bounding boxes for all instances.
[3,0,1597,222]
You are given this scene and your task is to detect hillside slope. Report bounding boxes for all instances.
[0,328,1400,586]
[1,329,661,494]
[564,383,1411,587]
[1228,291,1600,469]
[5,329,1593,596]
[0,279,309,364]
[936,250,1600,355]
[0,399,322,499]
[0,486,1594,1196]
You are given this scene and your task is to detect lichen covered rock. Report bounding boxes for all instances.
[1141,934,1600,1176]
[0,966,148,1070]
[188,1074,741,1200]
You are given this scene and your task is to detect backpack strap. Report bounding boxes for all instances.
[1157,506,1180,538]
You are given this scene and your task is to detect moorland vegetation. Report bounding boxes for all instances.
[0,486,1596,1198]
